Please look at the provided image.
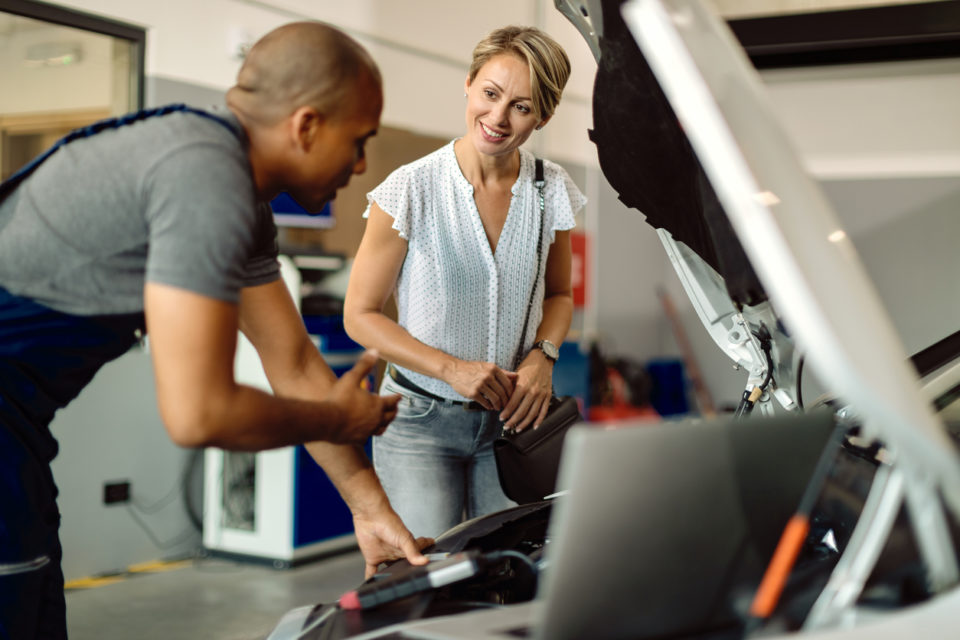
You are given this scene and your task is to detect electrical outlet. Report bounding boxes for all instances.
[103,481,131,505]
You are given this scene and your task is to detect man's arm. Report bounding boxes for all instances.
[144,281,395,449]
[235,278,431,577]
[233,277,382,506]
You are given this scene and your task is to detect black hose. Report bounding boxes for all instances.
[796,356,805,410]
[182,449,204,532]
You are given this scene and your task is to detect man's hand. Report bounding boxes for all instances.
[326,350,401,445]
[353,505,434,579]
[445,360,518,411]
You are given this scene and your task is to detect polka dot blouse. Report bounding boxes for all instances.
[364,140,586,402]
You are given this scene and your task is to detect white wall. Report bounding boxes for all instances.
[762,59,960,180]
[50,348,202,581]
[46,0,599,167]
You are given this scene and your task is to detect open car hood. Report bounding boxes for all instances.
[559,0,960,631]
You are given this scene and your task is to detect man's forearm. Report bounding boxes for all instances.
[165,382,344,450]
[304,441,389,515]
[267,346,391,516]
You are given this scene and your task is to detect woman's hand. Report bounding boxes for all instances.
[445,360,518,411]
[499,352,553,432]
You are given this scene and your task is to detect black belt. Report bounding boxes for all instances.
[388,365,486,412]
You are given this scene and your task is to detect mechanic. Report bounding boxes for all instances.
[0,21,429,639]
[344,26,586,538]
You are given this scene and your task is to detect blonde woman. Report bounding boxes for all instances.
[345,26,586,538]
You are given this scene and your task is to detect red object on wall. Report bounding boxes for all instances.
[570,231,588,308]
[587,366,661,424]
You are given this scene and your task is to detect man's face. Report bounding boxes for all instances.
[290,79,382,212]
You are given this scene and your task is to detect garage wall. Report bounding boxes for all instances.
[41,0,599,167]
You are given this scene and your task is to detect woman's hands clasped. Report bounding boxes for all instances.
[445,354,553,433]
[499,352,553,433]
[446,360,518,411]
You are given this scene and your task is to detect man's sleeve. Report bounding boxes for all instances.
[143,143,260,303]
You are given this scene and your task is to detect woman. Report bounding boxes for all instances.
[344,25,586,538]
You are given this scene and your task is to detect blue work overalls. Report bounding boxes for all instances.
[0,105,235,639]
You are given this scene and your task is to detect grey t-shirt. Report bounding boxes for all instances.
[0,107,280,316]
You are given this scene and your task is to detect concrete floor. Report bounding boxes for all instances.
[64,549,365,640]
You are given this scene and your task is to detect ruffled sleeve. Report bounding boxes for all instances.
[363,164,417,241]
[543,159,586,243]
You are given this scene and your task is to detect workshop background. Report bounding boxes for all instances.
[0,0,957,637]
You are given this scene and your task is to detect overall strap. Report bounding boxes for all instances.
[512,158,546,370]
[0,104,237,199]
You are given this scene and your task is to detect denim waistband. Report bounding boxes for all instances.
[387,365,486,412]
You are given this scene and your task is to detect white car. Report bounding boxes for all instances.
[267,1,960,637]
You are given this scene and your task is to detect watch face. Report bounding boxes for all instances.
[539,340,559,360]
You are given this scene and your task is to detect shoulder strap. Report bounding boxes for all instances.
[0,104,237,200]
[512,158,546,369]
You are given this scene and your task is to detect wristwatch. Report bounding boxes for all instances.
[532,339,559,363]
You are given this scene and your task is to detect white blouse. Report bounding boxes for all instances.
[364,140,586,401]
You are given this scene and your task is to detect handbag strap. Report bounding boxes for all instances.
[512,158,546,370]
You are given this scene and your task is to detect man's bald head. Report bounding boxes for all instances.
[227,21,382,125]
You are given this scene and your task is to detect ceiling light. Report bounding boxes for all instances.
[24,42,83,67]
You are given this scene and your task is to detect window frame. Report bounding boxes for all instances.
[0,0,145,108]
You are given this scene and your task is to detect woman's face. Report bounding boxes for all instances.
[463,53,544,159]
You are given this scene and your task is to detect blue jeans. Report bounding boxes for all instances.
[373,374,515,538]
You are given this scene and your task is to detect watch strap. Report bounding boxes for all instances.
[533,339,558,361]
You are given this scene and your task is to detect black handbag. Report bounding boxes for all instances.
[494,158,583,504]
[494,395,581,504]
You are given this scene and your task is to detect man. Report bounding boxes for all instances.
[0,22,429,639]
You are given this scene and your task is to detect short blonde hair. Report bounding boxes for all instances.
[468,26,571,121]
